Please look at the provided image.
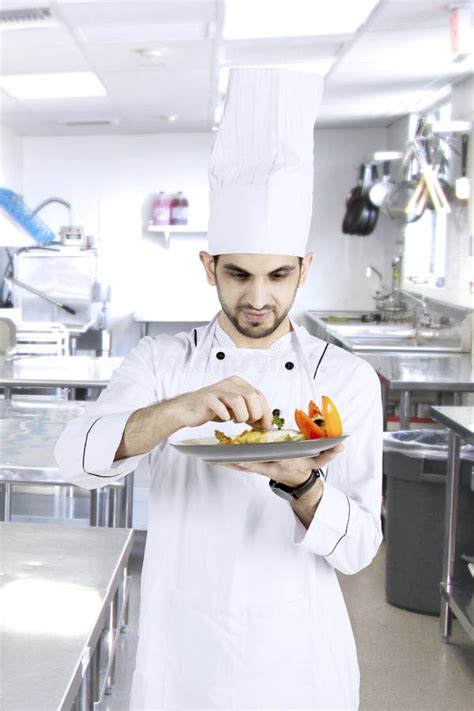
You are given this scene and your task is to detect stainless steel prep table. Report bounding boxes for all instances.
[430,406,474,644]
[0,354,122,399]
[361,353,474,429]
[0,522,133,710]
[0,399,133,528]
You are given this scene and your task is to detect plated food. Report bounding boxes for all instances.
[170,396,347,463]
[215,396,343,445]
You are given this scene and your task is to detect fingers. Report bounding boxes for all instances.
[244,391,273,430]
[206,395,232,423]
[301,445,344,468]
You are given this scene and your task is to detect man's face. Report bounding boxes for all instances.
[204,253,309,339]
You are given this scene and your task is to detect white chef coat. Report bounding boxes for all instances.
[55,315,383,710]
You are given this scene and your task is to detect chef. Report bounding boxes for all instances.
[56,68,383,710]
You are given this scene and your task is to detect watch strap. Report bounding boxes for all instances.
[269,468,322,500]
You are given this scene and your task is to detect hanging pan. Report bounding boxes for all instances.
[343,164,379,236]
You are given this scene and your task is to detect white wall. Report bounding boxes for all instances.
[295,126,399,326]
[0,123,22,190]
[0,124,24,299]
[21,127,402,353]
[22,133,215,353]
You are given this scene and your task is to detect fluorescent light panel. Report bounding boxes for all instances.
[222,0,380,39]
[0,72,106,100]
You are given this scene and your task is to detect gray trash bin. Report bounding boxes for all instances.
[383,430,474,615]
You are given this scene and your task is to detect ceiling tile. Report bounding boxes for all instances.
[369,0,450,31]
[0,27,75,52]
[83,39,214,73]
[342,26,451,65]
[56,1,217,27]
[0,44,89,75]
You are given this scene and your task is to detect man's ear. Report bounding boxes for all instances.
[298,253,313,288]
[199,251,217,286]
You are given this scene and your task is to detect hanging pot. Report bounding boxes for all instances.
[343,164,379,236]
[369,161,394,208]
[385,157,425,224]
[345,164,365,208]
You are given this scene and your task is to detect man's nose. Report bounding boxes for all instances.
[246,281,270,310]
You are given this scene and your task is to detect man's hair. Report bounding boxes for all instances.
[213,255,303,266]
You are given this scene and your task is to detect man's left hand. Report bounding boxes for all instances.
[218,444,344,487]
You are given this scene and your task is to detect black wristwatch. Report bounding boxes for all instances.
[269,468,322,501]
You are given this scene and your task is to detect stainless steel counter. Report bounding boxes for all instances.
[0,355,122,396]
[360,353,474,430]
[0,522,133,710]
[306,311,465,353]
[0,398,86,479]
[0,399,133,528]
[431,406,474,443]
[361,353,474,391]
[430,407,474,646]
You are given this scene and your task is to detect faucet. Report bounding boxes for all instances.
[365,265,389,297]
[32,197,72,227]
[393,289,430,329]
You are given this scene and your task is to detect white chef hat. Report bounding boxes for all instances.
[207,67,323,257]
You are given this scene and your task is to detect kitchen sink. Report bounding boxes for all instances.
[306,311,464,353]
[337,334,462,352]
[323,323,413,338]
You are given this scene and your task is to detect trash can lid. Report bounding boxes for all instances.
[383,429,474,461]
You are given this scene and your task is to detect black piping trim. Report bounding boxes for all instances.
[324,496,351,557]
[193,328,198,347]
[82,417,117,478]
[313,343,329,380]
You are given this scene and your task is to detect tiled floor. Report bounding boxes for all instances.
[105,531,474,711]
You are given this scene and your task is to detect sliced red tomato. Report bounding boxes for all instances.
[295,409,326,439]
[321,396,343,437]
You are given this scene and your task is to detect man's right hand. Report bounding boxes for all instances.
[171,375,273,431]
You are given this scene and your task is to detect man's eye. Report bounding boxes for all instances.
[270,273,286,280]
[231,273,248,280]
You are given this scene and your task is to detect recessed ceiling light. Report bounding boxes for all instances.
[0,72,106,100]
[223,0,380,39]
[158,114,179,123]
[133,48,167,60]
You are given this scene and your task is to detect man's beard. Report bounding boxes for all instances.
[216,283,295,340]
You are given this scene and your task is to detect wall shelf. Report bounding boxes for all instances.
[145,224,207,247]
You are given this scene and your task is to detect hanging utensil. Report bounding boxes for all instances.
[343,164,379,236]
[386,158,425,224]
[369,161,394,208]
[455,134,470,200]
[412,139,451,213]
[345,164,365,208]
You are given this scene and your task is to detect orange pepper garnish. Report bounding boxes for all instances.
[295,397,343,439]
[321,396,343,438]
[295,409,326,439]
[308,400,324,420]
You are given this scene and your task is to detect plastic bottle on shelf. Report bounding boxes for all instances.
[170,191,189,225]
[152,192,170,226]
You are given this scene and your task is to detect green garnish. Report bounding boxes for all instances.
[272,409,285,430]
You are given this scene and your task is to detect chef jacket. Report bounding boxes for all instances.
[55,315,383,710]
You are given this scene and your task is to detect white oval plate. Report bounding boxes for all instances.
[170,434,348,463]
